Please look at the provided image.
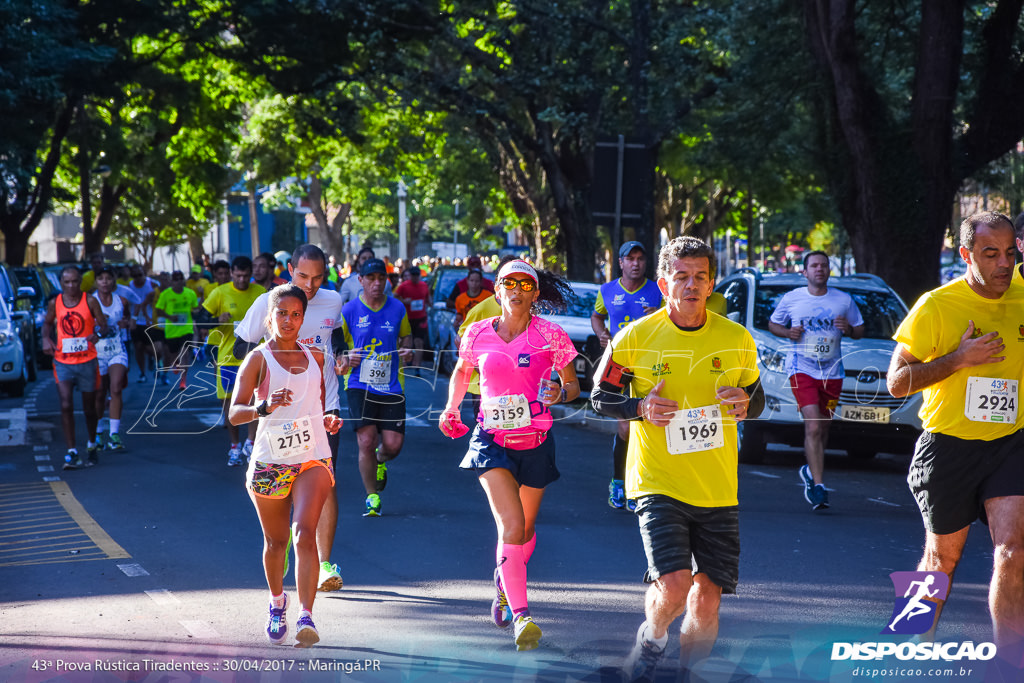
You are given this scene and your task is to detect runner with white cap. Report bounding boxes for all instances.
[439,259,580,652]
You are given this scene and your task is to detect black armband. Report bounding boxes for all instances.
[233,336,258,361]
[744,377,765,420]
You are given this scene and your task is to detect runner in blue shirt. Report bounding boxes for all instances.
[338,259,412,517]
[591,241,664,510]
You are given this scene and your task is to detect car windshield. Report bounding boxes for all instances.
[753,284,906,339]
[13,268,48,303]
[533,283,597,317]
[432,268,469,302]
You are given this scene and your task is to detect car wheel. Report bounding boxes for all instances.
[5,362,27,398]
[738,421,766,464]
[25,344,37,383]
[846,447,877,460]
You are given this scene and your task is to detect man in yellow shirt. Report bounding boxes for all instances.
[887,211,1024,662]
[80,252,105,293]
[202,256,265,466]
[591,236,762,681]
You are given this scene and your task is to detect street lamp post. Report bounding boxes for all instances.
[397,181,408,261]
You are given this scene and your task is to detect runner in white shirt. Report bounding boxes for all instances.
[235,244,345,593]
[768,251,864,510]
[91,268,133,451]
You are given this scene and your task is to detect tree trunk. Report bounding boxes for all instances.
[84,181,125,255]
[804,0,964,303]
[188,234,205,267]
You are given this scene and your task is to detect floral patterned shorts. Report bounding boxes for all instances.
[247,458,335,498]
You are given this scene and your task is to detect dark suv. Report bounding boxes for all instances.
[13,265,59,369]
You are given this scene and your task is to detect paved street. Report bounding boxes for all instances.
[0,357,1009,682]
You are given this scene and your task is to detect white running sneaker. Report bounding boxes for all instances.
[317,561,343,592]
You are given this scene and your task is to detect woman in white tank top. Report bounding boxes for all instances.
[229,285,343,648]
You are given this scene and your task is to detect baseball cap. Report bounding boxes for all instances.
[190,264,202,273]
[360,258,388,277]
[619,241,646,259]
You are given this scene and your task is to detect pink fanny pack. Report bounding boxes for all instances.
[492,430,548,451]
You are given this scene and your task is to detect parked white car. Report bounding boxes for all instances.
[715,269,923,463]
[0,295,29,397]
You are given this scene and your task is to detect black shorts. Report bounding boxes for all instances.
[346,388,406,434]
[908,430,1024,535]
[459,426,560,489]
[409,318,428,343]
[164,334,189,359]
[132,326,164,345]
[635,494,740,594]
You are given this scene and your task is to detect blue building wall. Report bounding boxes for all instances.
[227,198,276,257]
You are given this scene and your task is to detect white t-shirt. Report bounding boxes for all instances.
[769,286,864,380]
[235,288,344,412]
[339,274,392,306]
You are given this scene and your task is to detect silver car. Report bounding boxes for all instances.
[715,269,923,463]
[0,295,30,397]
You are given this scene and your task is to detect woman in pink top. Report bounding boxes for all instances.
[439,260,580,651]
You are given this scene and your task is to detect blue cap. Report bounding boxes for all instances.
[619,241,645,259]
[360,258,388,277]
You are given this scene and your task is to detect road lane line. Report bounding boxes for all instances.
[117,563,150,577]
[49,481,130,559]
[748,470,781,479]
[180,620,220,638]
[145,589,181,606]
[34,455,50,461]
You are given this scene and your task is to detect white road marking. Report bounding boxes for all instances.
[117,563,150,577]
[145,589,181,606]
[748,471,781,479]
[180,620,220,638]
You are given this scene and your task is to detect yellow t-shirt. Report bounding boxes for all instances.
[458,295,501,395]
[609,308,759,507]
[202,280,222,301]
[186,277,210,299]
[81,270,97,293]
[893,278,1024,440]
[202,282,266,366]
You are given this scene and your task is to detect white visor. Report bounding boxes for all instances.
[497,260,539,283]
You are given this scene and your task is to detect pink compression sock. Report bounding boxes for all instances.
[498,543,529,616]
[523,534,536,563]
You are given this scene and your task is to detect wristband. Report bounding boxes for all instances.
[255,400,270,417]
[560,387,567,403]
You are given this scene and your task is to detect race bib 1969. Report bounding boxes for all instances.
[666,404,725,455]
[482,394,532,431]
[267,416,315,460]
[965,377,1017,424]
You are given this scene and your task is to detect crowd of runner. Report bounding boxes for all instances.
[38,218,1024,675]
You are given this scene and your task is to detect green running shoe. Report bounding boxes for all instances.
[364,493,382,517]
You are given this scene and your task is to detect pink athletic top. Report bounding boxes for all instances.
[459,316,577,437]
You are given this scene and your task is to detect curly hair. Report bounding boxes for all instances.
[657,236,716,280]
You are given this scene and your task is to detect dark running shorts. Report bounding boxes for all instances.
[164,334,189,360]
[908,429,1024,535]
[635,494,740,594]
[409,318,428,343]
[346,388,406,434]
[459,426,560,489]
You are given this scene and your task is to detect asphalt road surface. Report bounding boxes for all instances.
[0,356,1014,682]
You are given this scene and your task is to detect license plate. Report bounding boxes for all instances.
[838,405,890,424]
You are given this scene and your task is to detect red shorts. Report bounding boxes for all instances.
[788,373,842,417]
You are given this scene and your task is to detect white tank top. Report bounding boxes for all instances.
[247,343,331,467]
[92,291,127,342]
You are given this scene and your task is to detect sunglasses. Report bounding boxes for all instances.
[499,278,536,292]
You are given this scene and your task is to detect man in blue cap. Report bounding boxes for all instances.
[337,258,413,517]
[591,241,664,510]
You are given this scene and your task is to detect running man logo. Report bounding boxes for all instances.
[60,310,87,337]
[651,361,671,377]
[365,338,383,354]
[882,571,950,635]
[617,315,632,330]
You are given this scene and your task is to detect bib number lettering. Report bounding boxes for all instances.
[482,394,532,431]
[359,356,392,389]
[267,417,315,460]
[965,377,1017,424]
[95,337,119,360]
[411,299,424,312]
[800,333,840,362]
[61,337,89,354]
[666,404,725,455]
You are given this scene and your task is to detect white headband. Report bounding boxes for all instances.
[497,260,538,283]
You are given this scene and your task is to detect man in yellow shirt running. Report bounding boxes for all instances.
[887,211,1024,666]
[591,236,763,681]
[202,256,265,466]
